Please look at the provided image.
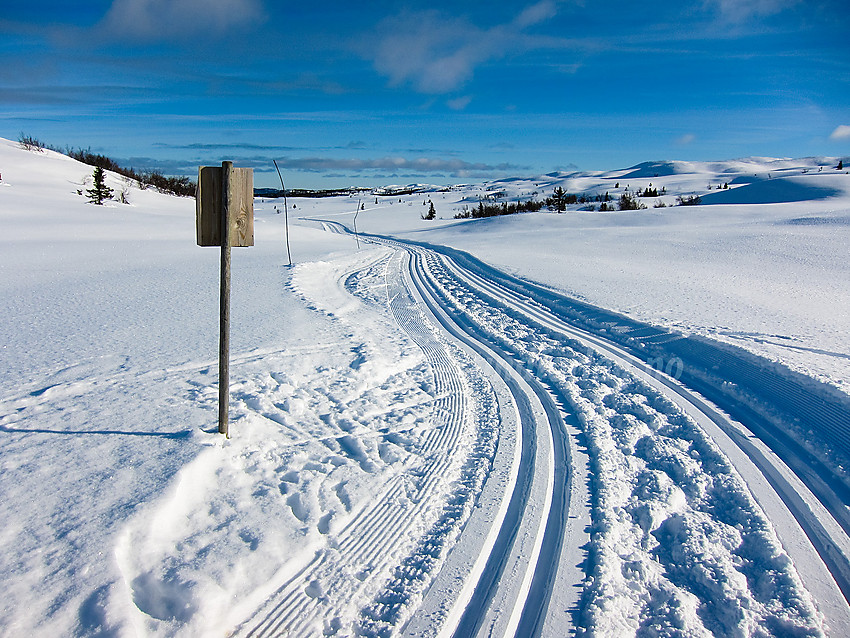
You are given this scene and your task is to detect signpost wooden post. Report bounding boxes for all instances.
[196,162,253,437]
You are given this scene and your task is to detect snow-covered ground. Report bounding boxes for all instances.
[1,137,848,636]
[333,159,850,397]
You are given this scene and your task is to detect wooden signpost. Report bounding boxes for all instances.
[196,161,254,437]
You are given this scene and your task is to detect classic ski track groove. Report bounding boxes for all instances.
[328,221,850,634]
[237,250,484,637]
[245,217,850,636]
[403,245,567,638]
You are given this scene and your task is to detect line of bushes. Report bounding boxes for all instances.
[18,133,196,197]
[462,183,708,218]
[454,199,545,219]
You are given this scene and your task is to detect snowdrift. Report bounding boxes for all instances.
[702,176,841,204]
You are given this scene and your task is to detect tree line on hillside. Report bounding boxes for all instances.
[453,185,681,219]
[18,133,195,197]
[454,198,546,219]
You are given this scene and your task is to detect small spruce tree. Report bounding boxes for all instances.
[422,200,436,220]
[86,166,113,205]
[618,192,647,210]
[551,186,568,212]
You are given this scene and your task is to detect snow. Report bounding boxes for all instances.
[423,255,825,636]
[346,159,850,397]
[1,137,848,636]
[1,139,504,635]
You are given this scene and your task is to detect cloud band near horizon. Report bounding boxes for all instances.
[119,154,525,179]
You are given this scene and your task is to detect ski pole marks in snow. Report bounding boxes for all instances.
[354,250,499,636]
[114,248,500,636]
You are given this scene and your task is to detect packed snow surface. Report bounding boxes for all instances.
[350,161,850,396]
[1,137,848,636]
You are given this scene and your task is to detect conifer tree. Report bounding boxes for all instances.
[551,186,568,212]
[86,166,113,205]
[422,200,436,220]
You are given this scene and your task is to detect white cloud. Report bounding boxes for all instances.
[829,125,850,141]
[676,133,696,145]
[514,1,561,29]
[706,0,800,21]
[447,95,473,111]
[369,13,482,93]
[369,2,567,94]
[101,0,264,40]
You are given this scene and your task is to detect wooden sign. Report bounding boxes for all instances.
[196,165,254,247]
[195,161,255,438]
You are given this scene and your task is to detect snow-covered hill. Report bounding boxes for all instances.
[337,156,850,397]
[2,137,849,636]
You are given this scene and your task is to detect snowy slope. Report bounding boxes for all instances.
[1,139,460,635]
[2,138,848,636]
[333,158,850,397]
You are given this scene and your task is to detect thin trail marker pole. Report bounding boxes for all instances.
[353,200,361,249]
[273,160,292,266]
[219,161,232,437]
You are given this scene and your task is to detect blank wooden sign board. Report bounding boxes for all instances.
[196,162,254,437]
[196,164,254,247]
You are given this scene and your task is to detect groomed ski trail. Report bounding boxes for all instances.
[232,250,501,637]
[315,220,846,637]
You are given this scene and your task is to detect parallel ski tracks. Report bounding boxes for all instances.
[236,252,485,637]
[248,220,850,635]
[338,223,850,634]
[430,248,850,607]
[404,246,574,638]
[410,238,850,632]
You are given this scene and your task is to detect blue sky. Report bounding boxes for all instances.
[2,0,848,188]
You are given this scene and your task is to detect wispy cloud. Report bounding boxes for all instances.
[269,156,522,175]
[705,0,801,22]
[154,142,304,152]
[122,153,523,179]
[514,1,561,28]
[367,1,567,94]
[99,0,264,41]
[676,133,696,145]
[154,141,377,153]
[829,125,850,141]
[0,84,155,106]
[447,95,473,111]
